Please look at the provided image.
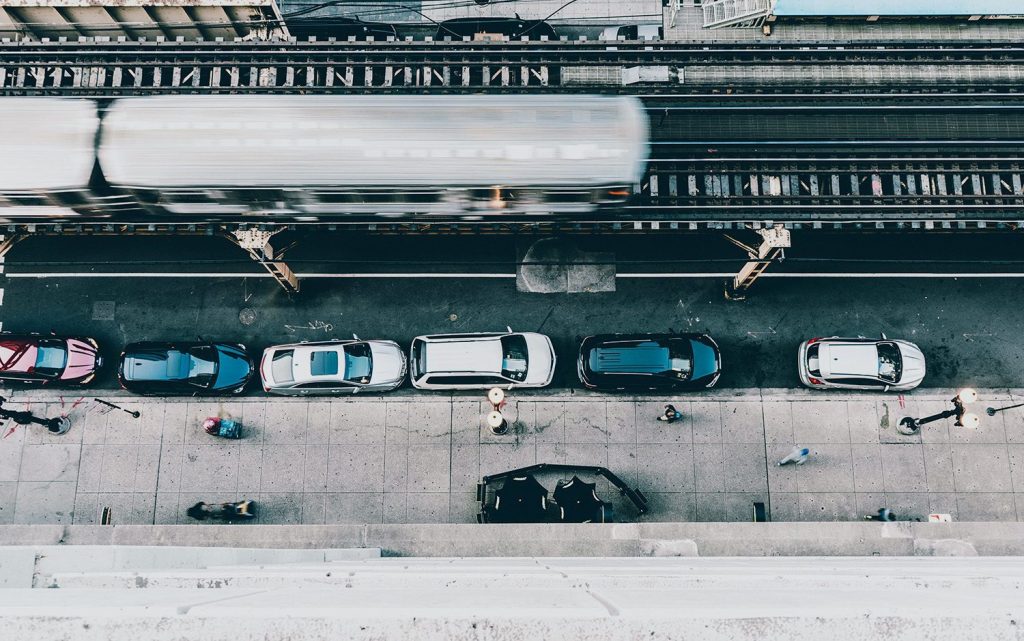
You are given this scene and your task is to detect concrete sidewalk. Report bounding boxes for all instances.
[1,389,1022,526]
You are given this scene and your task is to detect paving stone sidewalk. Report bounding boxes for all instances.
[2,390,1023,525]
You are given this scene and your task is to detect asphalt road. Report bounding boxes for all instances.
[2,232,1023,391]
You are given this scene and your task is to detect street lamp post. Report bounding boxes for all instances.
[486,387,509,435]
[898,389,979,435]
[986,401,1024,417]
[0,395,71,435]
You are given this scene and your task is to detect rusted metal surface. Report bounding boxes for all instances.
[0,0,287,42]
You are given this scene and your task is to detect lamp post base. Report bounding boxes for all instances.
[47,416,72,435]
[897,417,920,435]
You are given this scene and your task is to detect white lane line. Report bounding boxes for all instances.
[2,272,515,278]
[619,273,1024,278]
[5,271,1024,280]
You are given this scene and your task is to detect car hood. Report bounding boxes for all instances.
[213,344,254,390]
[523,333,555,386]
[368,341,406,384]
[689,339,719,381]
[898,343,927,387]
[60,338,100,380]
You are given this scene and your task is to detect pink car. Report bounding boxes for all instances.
[0,334,103,385]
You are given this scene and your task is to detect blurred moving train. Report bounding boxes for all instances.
[0,95,649,222]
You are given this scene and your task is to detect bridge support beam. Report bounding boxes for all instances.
[723,224,790,300]
[225,227,299,296]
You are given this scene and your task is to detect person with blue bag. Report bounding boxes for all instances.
[203,416,242,439]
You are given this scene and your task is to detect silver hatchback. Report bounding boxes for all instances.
[797,335,926,391]
[259,338,407,395]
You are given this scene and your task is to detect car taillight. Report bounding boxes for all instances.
[806,337,823,345]
[808,377,823,386]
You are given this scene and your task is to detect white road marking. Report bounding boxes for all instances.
[3,271,1024,279]
[2,272,516,278]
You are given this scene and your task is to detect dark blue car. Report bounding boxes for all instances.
[577,333,721,391]
[118,342,254,395]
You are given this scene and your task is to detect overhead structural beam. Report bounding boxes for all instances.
[225,227,299,295]
[723,224,791,300]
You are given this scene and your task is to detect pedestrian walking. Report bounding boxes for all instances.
[865,507,896,522]
[778,446,810,466]
[657,404,683,423]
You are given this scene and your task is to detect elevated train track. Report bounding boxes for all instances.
[1,99,1022,228]
[2,40,1024,95]
[0,43,1022,231]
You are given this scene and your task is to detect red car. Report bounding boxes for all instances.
[0,334,102,385]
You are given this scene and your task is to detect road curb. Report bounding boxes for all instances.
[4,386,1022,404]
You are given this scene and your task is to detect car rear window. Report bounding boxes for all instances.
[272,349,295,383]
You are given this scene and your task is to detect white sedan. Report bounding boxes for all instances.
[797,335,926,391]
[260,338,406,395]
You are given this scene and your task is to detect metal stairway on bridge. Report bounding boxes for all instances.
[701,0,773,28]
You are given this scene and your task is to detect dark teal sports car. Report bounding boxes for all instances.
[118,342,254,395]
[577,333,721,391]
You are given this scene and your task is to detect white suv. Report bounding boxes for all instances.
[410,330,556,390]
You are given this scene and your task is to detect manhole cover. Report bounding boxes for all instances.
[92,301,115,321]
[238,308,257,326]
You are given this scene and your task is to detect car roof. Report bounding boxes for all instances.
[820,343,878,377]
[590,341,669,374]
[123,347,189,381]
[289,344,346,382]
[423,339,502,375]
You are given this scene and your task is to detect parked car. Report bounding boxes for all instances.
[259,338,407,395]
[118,341,253,395]
[0,333,102,385]
[599,24,663,40]
[410,330,556,390]
[287,17,400,41]
[435,17,557,41]
[797,335,926,391]
[577,333,721,391]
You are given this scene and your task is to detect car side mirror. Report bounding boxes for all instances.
[880,332,887,339]
[353,334,360,340]
[506,326,513,334]
[884,385,890,392]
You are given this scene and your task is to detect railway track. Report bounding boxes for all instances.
[2,40,1024,95]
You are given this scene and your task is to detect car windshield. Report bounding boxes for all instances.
[501,333,532,378]
[500,335,529,381]
[272,349,294,383]
[34,339,68,377]
[343,343,372,383]
[667,340,693,377]
[877,342,903,383]
[184,346,217,387]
